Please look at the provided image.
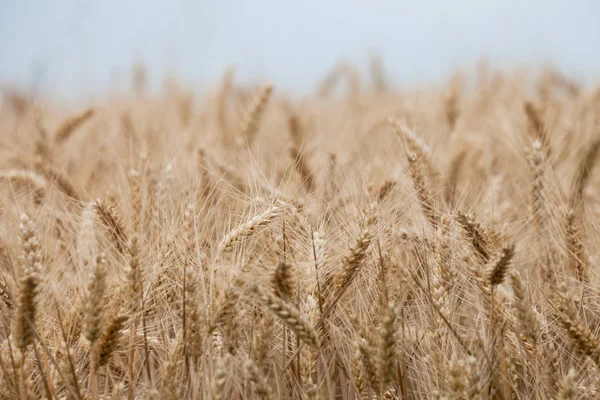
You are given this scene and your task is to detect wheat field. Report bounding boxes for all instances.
[0,64,599,399]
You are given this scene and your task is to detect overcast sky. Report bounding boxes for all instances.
[1,0,599,98]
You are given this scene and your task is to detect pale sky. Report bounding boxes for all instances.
[1,0,599,98]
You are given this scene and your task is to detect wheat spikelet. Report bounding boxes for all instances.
[183,202,196,263]
[564,208,588,283]
[457,212,491,262]
[288,114,315,192]
[357,337,379,395]
[570,136,600,208]
[408,152,438,227]
[84,254,107,345]
[212,355,229,400]
[95,314,128,367]
[528,140,546,233]
[251,284,318,348]
[352,348,366,395]
[93,198,128,254]
[545,342,561,394]
[333,227,373,294]
[13,273,38,352]
[217,204,280,255]
[211,286,240,332]
[388,117,437,179]
[524,101,550,155]
[245,357,273,400]
[128,168,142,231]
[447,356,473,399]
[374,179,396,202]
[271,260,294,300]
[510,272,539,347]
[239,84,273,146]
[487,244,515,286]
[160,340,181,400]
[13,214,43,351]
[54,108,95,144]
[253,313,273,363]
[558,285,600,366]
[378,301,397,389]
[185,270,204,365]
[559,312,600,365]
[557,368,578,400]
[126,234,142,313]
[332,205,377,297]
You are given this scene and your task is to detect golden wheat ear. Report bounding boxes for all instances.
[14,213,43,351]
[54,108,95,144]
[239,84,273,147]
[250,284,318,349]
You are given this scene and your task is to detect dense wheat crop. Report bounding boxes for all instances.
[0,64,600,399]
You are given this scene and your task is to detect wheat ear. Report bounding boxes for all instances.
[239,84,273,146]
[14,214,42,351]
[250,284,318,348]
[54,108,95,144]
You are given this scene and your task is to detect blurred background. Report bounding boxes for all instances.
[1,0,599,99]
